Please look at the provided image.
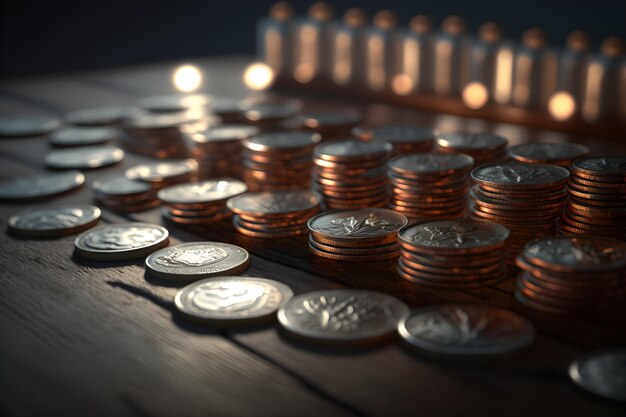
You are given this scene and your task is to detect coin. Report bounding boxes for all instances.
[45,145,125,169]
[472,163,570,190]
[314,139,391,162]
[48,126,120,147]
[74,223,169,261]
[277,289,409,346]
[0,171,85,201]
[125,160,198,184]
[308,208,408,244]
[508,142,589,166]
[296,110,362,140]
[175,277,293,325]
[568,350,626,402]
[435,132,508,166]
[353,125,435,155]
[570,156,626,181]
[146,242,250,281]
[0,116,61,137]
[158,179,247,205]
[8,205,101,237]
[65,106,139,126]
[233,216,308,238]
[137,93,211,113]
[227,190,321,217]
[92,176,153,197]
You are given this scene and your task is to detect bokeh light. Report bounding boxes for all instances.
[549,92,576,121]
[462,82,489,110]
[244,62,276,90]
[172,64,203,92]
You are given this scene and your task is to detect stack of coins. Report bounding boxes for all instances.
[137,93,211,113]
[388,153,474,219]
[559,156,626,241]
[125,160,199,190]
[398,219,510,288]
[436,132,509,167]
[508,143,590,168]
[227,190,322,238]
[240,99,301,130]
[291,110,362,141]
[187,125,260,179]
[122,112,199,158]
[469,163,570,263]
[65,106,139,126]
[515,236,626,314]
[92,176,160,212]
[242,131,321,191]
[352,126,435,156]
[307,208,408,261]
[158,179,247,224]
[313,139,392,209]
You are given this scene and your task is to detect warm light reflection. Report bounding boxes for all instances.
[295,25,318,83]
[333,32,352,85]
[402,39,420,88]
[434,40,452,94]
[513,55,532,106]
[172,65,203,92]
[367,35,385,91]
[462,82,489,109]
[549,92,576,121]
[582,62,603,122]
[494,47,513,104]
[265,28,282,71]
[392,74,414,95]
[243,62,275,91]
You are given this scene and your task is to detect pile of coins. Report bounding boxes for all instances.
[515,236,626,314]
[122,112,197,158]
[187,125,260,179]
[240,98,301,130]
[352,125,435,156]
[559,156,626,241]
[508,142,589,167]
[92,176,160,212]
[125,160,198,190]
[242,131,321,191]
[228,190,321,238]
[436,132,509,167]
[158,179,247,224]
[388,153,473,219]
[307,208,408,261]
[313,139,392,210]
[48,126,121,147]
[397,219,510,288]
[469,163,570,263]
[290,110,362,141]
[45,145,125,170]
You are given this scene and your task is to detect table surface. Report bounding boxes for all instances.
[1,56,625,417]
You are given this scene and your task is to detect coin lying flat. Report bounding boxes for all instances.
[146,242,250,281]
[398,304,536,359]
[436,132,508,166]
[125,160,198,186]
[48,126,120,147]
[74,223,169,261]
[278,289,409,346]
[65,106,139,126]
[137,94,211,113]
[8,205,101,237]
[0,171,85,201]
[46,145,125,169]
[308,208,409,243]
[568,350,626,402]
[92,176,153,198]
[508,143,589,166]
[0,116,61,137]
[472,163,570,190]
[158,179,247,205]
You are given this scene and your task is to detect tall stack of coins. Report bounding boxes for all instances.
[559,156,626,241]
[125,160,199,190]
[352,126,435,156]
[187,125,260,179]
[291,110,362,141]
[92,176,160,212]
[122,112,198,158]
[515,236,626,314]
[241,131,321,191]
[398,219,510,288]
[508,143,590,167]
[227,190,322,238]
[469,163,570,262]
[158,179,247,224]
[313,139,392,209]
[436,132,509,167]
[307,208,408,261]
[388,153,474,219]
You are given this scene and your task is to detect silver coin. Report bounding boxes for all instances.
[125,160,198,183]
[245,131,321,151]
[158,179,247,205]
[314,139,391,161]
[92,176,153,198]
[398,304,536,359]
[278,289,409,346]
[65,106,139,126]
[571,156,626,177]
[146,242,250,281]
[568,349,626,402]
[175,277,293,325]
[355,125,435,143]
[46,145,125,169]
[508,143,589,163]
[0,116,61,137]
[8,205,101,237]
[48,126,120,147]
[74,222,169,261]
[389,153,474,175]
[471,163,570,188]
[300,111,361,127]
[227,190,322,216]
[137,94,211,113]
[436,132,508,150]
[124,111,200,130]
[0,171,85,201]
[307,208,408,242]
[191,125,260,143]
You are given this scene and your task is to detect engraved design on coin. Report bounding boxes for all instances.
[510,143,588,160]
[231,191,320,214]
[317,214,401,237]
[156,247,229,267]
[401,220,510,249]
[83,226,165,250]
[13,207,86,230]
[158,180,247,203]
[526,237,626,267]
[295,294,380,331]
[473,163,569,185]
[392,154,472,172]
[419,224,480,246]
[575,156,626,172]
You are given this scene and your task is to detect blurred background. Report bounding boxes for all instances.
[1,0,625,77]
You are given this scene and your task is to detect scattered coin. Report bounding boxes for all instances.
[74,223,169,261]
[0,171,85,201]
[8,205,101,237]
[352,125,435,155]
[436,132,509,167]
[508,142,589,167]
[125,159,198,188]
[65,106,139,126]
[0,116,61,137]
[568,349,626,402]
[92,176,159,212]
[45,145,125,169]
[48,126,120,147]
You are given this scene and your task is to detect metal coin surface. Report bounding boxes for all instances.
[568,350,626,402]
[125,160,198,183]
[137,93,211,112]
[244,131,321,152]
[436,132,507,151]
[48,126,119,147]
[0,116,61,137]
[299,111,361,129]
[45,145,125,169]
[8,205,101,237]
[398,304,536,359]
[308,208,408,243]
[389,153,474,176]
[314,139,391,162]
[175,277,293,325]
[227,190,322,217]
[191,124,260,143]
[508,143,589,164]
[571,156,626,180]
[0,171,85,200]
[74,223,169,261]
[158,179,247,205]
[65,106,138,126]
[146,242,250,281]
[278,289,409,346]
[471,163,570,189]
[92,176,153,197]
[353,125,435,144]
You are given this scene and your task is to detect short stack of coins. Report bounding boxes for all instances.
[290,110,362,141]
[313,139,392,210]
[469,162,570,263]
[158,179,247,224]
[227,190,322,238]
[241,131,321,191]
[122,112,199,158]
[559,156,626,241]
[508,143,590,168]
[397,219,510,288]
[388,153,474,219]
[436,132,509,167]
[307,208,408,262]
[125,160,199,190]
[92,176,160,212]
[515,236,626,314]
[187,125,260,179]
[352,126,435,156]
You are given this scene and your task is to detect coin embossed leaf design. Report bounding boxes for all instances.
[578,157,626,172]
[525,237,626,269]
[412,225,479,247]
[156,247,229,267]
[318,214,400,237]
[297,295,379,332]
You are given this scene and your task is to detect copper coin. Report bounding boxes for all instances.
[400,254,504,275]
[235,216,308,232]
[389,153,473,177]
[400,249,506,268]
[163,208,231,224]
[233,216,307,238]
[308,242,399,262]
[314,139,391,162]
[308,235,399,255]
[570,156,626,182]
[508,143,589,165]
[398,265,507,288]
[570,176,626,189]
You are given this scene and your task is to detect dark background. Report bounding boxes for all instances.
[1,0,625,78]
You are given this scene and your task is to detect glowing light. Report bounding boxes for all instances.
[392,74,414,95]
[172,64,203,93]
[494,47,513,104]
[582,62,603,122]
[434,40,452,95]
[243,62,275,91]
[462,82,489,109]
[367,35,385,91]
[549,91,576,121]
[333,32,352,85]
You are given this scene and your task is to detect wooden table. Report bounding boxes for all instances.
[1,56,625,417]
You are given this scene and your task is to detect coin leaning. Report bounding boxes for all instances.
[74,223,169,261]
